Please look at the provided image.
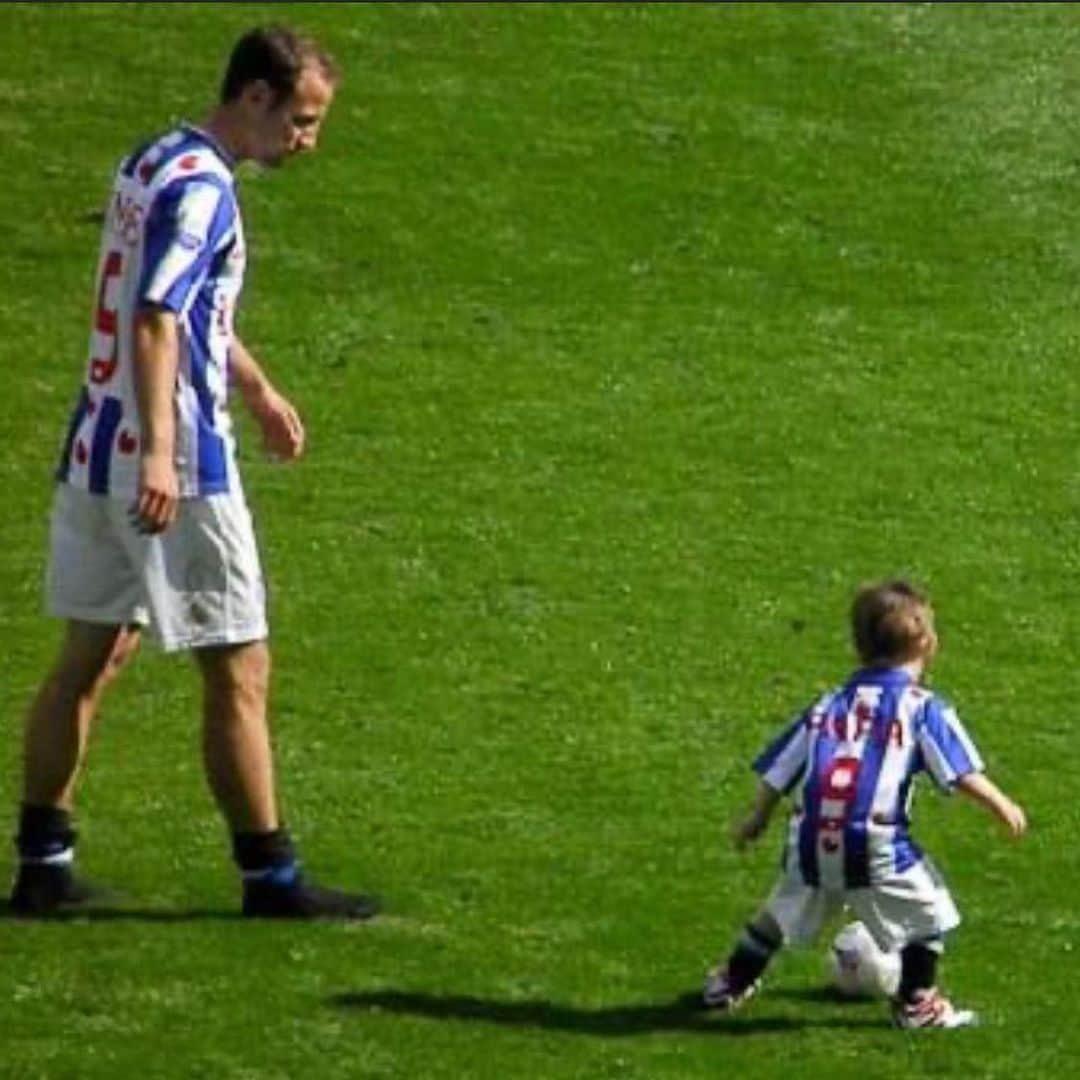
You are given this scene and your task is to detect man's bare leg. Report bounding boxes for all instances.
[22,621,140,808]
[194,638,378,919]
[195,639,278,832]
[12,621,140,913]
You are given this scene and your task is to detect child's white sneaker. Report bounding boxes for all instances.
[702,967,759,1011]
[891,988,978,1029]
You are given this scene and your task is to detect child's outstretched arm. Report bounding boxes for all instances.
[956,772,1027,838]
[732,780,782,851]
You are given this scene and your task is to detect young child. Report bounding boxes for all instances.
[703,579,1027,1029]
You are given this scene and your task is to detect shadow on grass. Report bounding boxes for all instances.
[0,903,242,923]
[770,986,872,1005]
[329,989,888,1037]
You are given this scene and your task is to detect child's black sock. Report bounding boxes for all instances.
[898,939,941,1002]
[727,922,782,988]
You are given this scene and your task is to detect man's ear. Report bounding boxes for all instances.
[239,78,273,111]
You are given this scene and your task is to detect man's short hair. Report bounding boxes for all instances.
[221,26,340,105]
[851,579,933,665]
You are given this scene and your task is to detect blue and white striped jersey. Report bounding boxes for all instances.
[57,124,245,498]
[754,668,984,888]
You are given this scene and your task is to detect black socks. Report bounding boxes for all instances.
[232,827,301,887]
[898,941,940,1002]
[727,922,782,989]
[16,803,77,865]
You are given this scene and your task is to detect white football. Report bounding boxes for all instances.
[828,921,901,998]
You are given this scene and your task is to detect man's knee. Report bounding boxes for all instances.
[51,622,139,700]
[196,640,271,707]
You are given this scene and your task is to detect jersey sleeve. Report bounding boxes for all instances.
[915,697,985,791]
[138,176,232,313]
[753,710,810,794]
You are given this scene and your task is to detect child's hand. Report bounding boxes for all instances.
[956,773,1027,839]
[731,781,781,851]
[998,798,1027,839]
[732,810,768,851]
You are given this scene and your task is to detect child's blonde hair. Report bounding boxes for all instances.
[851,579,935,665]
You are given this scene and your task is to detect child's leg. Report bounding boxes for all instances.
[705,873,830,1009]
[726,910,785,988]
[704,909,784,1007]
[850,858,961,1004]
[892,934,977,1028]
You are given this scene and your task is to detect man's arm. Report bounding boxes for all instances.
[956,772,1027,838]
[130,306,180,534]
[230,336,305,462]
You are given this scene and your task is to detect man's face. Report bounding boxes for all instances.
[918,608,939,664]
[243,65,336,167]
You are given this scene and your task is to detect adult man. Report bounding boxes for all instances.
[11,26,377,919]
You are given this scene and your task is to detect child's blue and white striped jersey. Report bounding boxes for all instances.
[57,124,245,498]
[754,668,984,888]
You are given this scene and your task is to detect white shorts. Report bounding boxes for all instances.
[763,856,960,952]
[46,482,267,653]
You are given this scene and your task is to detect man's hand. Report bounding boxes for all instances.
[131,450,179,534]
[247,383,305,461]
[229,336,305,462]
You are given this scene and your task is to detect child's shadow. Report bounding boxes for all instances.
[329,989,887,1036]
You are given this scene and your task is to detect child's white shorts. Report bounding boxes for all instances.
[764,856,961,952]
[46,482,267,653]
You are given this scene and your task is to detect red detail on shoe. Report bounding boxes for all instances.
[897,987,955,1028]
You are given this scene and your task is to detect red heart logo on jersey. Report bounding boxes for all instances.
[117,430,139,455]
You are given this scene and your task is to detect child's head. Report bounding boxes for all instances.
[851,579,937,668]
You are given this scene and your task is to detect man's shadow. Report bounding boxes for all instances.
[330,989,888,1037]
[0,902,241,923]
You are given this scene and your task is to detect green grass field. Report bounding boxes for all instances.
[1,3,1077,1077]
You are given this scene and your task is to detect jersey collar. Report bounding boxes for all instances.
[181,123,236,171]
